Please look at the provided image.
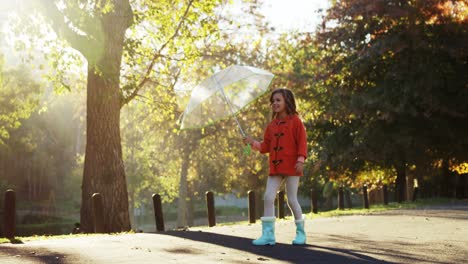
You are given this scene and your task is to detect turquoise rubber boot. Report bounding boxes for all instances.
[292,217,306,245]
[252,216,276,246]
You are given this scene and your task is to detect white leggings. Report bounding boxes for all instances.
[263,176,303,220]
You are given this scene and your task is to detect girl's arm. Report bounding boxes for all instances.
[295,119,307,175]
[243,126,271,153]
[296,118,308,159]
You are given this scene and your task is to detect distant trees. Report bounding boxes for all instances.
[119,2,278,227]
[0,56,42,196]
[10,0,245,232]
[0,86,85,205]
[299,0,468,201]
[4,0,466,236]
[5,0,282,231]
[0,56,41,145]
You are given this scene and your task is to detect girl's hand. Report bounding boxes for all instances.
[243,136,253,145]
[295,162,304,175]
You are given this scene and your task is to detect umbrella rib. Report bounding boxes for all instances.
[213,74,246,137]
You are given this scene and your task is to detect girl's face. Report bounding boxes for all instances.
[271,93,286,116]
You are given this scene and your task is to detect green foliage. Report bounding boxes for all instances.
[121,101,180,207]
[354,165,397,189]
[3,0,283,229]
[0,87,85,208]
[15,223,75,237]
[0,56,41,145]
[117,1,279,214]
[300,0,468,187]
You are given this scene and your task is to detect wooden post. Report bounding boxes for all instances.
[3,189,16,239]
[248,190,256,224]
[152,194,165,232]
[92,193,105,233]
[206,191,216,227]
[338,187,344,210]
[277,190,285,219]
[383,185,389,205]
[363,186,369,209]
[311,188,318,214]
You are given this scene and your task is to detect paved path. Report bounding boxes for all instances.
[1,201,467,264]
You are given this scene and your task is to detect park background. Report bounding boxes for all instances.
[0,0,467,235]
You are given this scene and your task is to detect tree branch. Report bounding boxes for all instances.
[120,0,195,107]
[37,0,95,58]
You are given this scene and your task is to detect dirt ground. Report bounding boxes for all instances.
[0,200,467,264]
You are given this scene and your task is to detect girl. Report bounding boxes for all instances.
[243,88,307,246]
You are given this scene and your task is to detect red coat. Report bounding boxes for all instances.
[259,114,307,176]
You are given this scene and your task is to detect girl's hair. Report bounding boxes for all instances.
[269,88,298,119]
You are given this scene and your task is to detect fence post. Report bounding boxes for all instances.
[3,189,16,239]
[277,190,285,219]
[92,193,105,233]
[383,185,389,205]
[338,187,344,210]
[248,190,256,223]
[152,194,165,232]
[363,186,369,209]
[311,188,318,214]
[206,191,216,227]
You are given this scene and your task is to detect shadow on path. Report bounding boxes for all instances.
[157,230,389,264]
[0,245,71,264]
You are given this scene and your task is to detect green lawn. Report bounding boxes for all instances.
[0,232,135,244]
[308,197,453,219]
[0,197,456,244]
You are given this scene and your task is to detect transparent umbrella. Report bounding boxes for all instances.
[180,65,274,152]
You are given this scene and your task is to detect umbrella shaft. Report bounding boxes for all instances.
[233,115,246,137]
[216,78,246,138]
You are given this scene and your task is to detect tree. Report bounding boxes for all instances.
[311,0,468,201]
[0,56,41,145]
[6,0,234,232]
[0,56,42,200]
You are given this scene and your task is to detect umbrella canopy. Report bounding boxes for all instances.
[180,65,274,136]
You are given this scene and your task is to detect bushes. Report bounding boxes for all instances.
[16,213,76,236]
[16,222,76,236]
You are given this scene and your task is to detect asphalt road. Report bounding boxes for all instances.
[0,200,467,264]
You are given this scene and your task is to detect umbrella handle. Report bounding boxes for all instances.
[243,144,251,156]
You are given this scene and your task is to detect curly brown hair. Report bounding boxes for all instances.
[269,88,298,119]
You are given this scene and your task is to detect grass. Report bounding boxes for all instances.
[213,197,455,224]
[0,197,457,243]
[0,231,136,244]
[192,197,456,227]
[308,197,453,219]
[0,237,22,244]
[0,231,135,244]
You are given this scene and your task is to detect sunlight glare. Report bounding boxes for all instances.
[261,0,330,32]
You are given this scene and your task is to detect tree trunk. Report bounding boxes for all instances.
[441,159,451,197]
[459,173,468,199]
[395,159,406,203]
[176,131,202,228]
[345,188,352,208]
[406,173,414,202]
[80,65,130,232]
[177,147,190,228]
[80,10,131,232]
[187,182,195,227]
